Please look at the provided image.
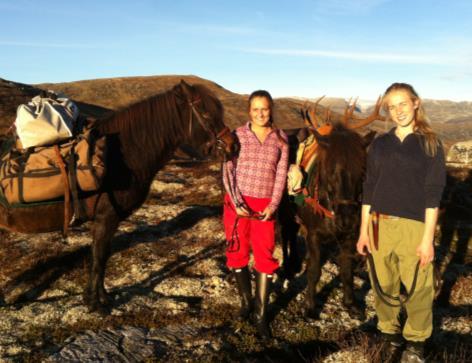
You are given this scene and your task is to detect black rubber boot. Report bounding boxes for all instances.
[233,267,253,321]
[400,341,425,363]
[380,332,404,363]
[253,271,273,339]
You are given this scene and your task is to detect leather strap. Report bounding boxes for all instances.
[53,145,71,236]
[372,212,379,251]
[67,147,87,222]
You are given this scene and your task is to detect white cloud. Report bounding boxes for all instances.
[440,70,472,82]
[0,41,111,49]
[313,0,392,15]
[163,22,255,36]
[239,47,466,66]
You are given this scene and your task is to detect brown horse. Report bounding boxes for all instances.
[280,123,375,319]
[279,98,383,320]
[0,80,235,313]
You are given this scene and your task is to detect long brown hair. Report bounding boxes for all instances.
[383,82,440,156]
[248,90,287,145]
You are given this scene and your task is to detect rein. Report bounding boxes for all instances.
[367,213,420,308]
[303,172,358,219]
[226,209,270,253]
[186,97,231,152]
[366,251,420,309]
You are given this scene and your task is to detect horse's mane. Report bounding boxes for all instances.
[100,85,183,142]
[92,83,222,181]
[95,85,188,180]
[191,84,224,125]
[315,123,366,199]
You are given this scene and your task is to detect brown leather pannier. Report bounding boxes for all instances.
[0,129,106,204]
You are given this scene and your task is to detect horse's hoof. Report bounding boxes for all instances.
[346,304,365,321]
[98,292,112,306]
[82,292,91,306]
[88,301,111,315]
[303,307,318,320]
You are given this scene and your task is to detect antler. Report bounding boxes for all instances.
[301,95,386,130]
[300,95,326,128]
[343,96,386,129]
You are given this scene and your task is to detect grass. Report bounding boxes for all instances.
[1,162,470,362]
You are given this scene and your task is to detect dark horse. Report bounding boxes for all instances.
[280,123,374,319]
[0,80,235,313]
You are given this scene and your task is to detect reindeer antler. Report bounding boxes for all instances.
[300,101,312,127]
[301,95,386,130]
[324,106,332,124]
[344,96,386,129]
[300,95,326,128]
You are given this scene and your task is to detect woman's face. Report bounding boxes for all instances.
[385,89,419,128]
[249,96,271,128]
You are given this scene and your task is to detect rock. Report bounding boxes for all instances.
[322,349,369,363]
[447,140,472,166]
[46,326,165,362]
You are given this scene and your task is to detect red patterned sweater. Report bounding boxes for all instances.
[223,122,289,213]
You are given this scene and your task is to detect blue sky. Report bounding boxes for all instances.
[1,0,471,101]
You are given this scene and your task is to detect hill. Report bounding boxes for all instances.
[1,75,471,151]
[0,75,369,135]
[37,75,309,131]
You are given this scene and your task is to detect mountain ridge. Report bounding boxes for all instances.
[1,75,471,150]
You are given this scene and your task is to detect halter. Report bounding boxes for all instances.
[304,171,359,219]
[186,97,231,152]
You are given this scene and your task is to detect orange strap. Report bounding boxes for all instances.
[53,145,71,236]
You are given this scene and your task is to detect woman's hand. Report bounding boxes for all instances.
[416,239,434,267]
[357,204,372,256]
[236,205,250,217]
[260,206,274,221]
[356,233,371,256]
[416,208,438,267]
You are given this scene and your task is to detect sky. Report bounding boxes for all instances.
[1,0,471,102]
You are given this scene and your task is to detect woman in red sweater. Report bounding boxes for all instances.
[223,90,289,339]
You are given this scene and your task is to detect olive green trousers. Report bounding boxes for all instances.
[368,216,434,342]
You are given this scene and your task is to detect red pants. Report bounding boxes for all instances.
[223,194,279,274]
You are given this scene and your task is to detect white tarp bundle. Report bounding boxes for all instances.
[15,94,79,148]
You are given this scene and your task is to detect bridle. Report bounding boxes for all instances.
[186,96,231,152]
[304,170,359,219]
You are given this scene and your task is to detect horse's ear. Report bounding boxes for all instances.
[296,127,310,143]
[180,79,193,100]
[311,128,330,148]
[362,130,377,147]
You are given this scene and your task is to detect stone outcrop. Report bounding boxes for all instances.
[447,140,472,166]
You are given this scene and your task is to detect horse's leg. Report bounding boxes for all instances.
[304,233,322,319]
[86,198,120,314]
[337,237,364,320]
[280,215,300,280]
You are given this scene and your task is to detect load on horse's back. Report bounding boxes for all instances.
[0,80,237,314]
[0,91,107,233]
[280,96,384,319]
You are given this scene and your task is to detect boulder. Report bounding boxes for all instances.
[447,140,472,166]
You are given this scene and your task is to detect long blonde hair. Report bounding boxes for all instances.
[383,82,439,156]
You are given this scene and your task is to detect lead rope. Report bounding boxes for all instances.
[366,252,420,309]
[366,214,421,308]
[227,215,241,253]
[223,157,241,253]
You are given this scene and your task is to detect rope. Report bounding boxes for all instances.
[366,251,420,309]
[367,214,421,308]
[225,200,268,254]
